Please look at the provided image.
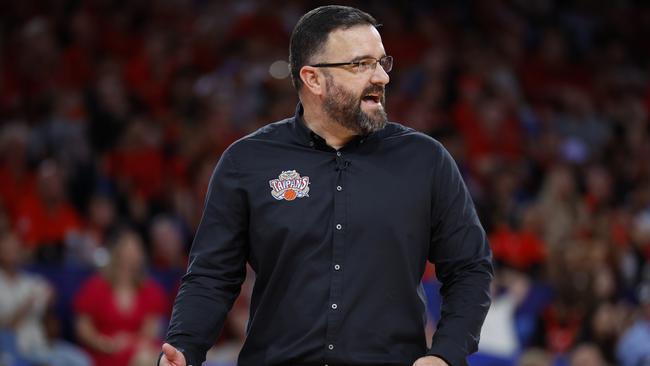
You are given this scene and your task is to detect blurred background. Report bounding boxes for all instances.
[1,1,649,365]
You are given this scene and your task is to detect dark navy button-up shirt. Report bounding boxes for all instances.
[164,104,493,366]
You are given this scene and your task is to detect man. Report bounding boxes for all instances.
[160,5,492,366]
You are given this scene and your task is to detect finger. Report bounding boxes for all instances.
[162,343,179,360]
[412,357,432,366]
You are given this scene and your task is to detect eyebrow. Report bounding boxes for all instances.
[350,54,387,62]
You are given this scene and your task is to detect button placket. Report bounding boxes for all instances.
[325,152,347,356]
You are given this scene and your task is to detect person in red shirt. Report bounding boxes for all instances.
[73,229,167,366]
[489,205,547,272]
[0,123,36,220]
[12,159,82,261]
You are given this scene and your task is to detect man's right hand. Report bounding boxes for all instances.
[160,343,187,366]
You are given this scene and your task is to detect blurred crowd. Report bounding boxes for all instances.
[1,0,649,365]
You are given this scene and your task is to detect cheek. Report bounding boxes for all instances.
[345,86,364,103]
[331,79,364,100]
[329,86,356,105]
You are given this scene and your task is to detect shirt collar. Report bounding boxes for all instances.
[291,103,325,148]
[291,102,377,150]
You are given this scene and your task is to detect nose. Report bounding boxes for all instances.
[370,63,390,86]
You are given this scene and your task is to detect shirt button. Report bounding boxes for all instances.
[336,185,342,191]
[334,264,341,271]
[335,224,342,230]
[336,151,341,157]
[331,303,338,310]
[328,344,334,350]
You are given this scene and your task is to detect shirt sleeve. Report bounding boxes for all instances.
[164,149,248,366]
[427,143,494,366]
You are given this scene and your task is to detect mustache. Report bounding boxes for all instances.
[361,85,385,98]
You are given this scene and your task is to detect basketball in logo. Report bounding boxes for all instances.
[269,170,310,201]
[284,189,297,201]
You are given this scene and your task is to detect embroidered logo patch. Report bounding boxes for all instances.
[269,170,310,201]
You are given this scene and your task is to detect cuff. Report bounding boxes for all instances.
[427,338,469,366]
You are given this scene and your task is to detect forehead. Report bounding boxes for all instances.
[322,25,385,60]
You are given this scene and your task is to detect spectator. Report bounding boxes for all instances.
[37,306,92,366]
[0,231,53,364]
[148,215,188,302]
[578,299,625,363]
[489,204,547,273]
[569,343,607,366]
[517,348,553,366]
[537,165,584,250]
[13,159,82,262]
[532,297,584,355]
[616,283,650,366]
[0,123,35,220]
[66,191,119,266]
[478,267,530,361]
[73,229,167,366]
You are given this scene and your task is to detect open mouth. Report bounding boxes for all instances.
[361,94,382,106]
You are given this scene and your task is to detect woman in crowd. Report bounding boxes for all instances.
[74,228,167,366]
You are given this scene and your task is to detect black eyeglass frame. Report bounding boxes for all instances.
[309,55,393,73]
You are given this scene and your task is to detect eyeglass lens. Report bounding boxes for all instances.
[380,56,393,72]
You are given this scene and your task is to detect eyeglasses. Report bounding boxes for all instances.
[310,55,393,74]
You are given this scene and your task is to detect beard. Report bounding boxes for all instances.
[322,73,387,135]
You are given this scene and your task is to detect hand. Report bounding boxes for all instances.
[112,332,131,351]
[96,333,129,354]
[413,355,449,366]
[160,343,187,366]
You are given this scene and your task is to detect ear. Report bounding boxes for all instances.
[299,66,324,96]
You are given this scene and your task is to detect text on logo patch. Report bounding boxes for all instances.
[269,170,310,201]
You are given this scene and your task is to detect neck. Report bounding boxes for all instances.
[112,269,136,287]
[302,103,357,150]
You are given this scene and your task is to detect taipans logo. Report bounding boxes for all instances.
[269,170,310,201]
